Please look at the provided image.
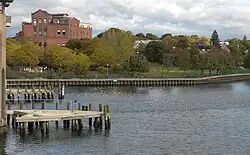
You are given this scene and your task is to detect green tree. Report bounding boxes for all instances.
[135,33,145,40]
[173,48,191,71]
[71,53,91,74]
[122,54,150,73]
[161,33,172,40]
[145,33,159,40]
[90,40,116,66]
[101,28,134,64]
[211,30,220,46]
[47,46,75,72]
[144,41,172,64]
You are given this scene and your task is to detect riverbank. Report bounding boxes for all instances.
[6,73,250,87]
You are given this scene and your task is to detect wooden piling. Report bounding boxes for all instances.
[77,102,82,129]
[107,105,111,130]
[66,102,70,128]
[55,102,59,128]
[7,114,10,126]
[45,122,49,134]
[41,102,45,110]
[104,105,107,129]
[99,104,103,129]
[28,122,34,133]
[11,115,15,128]
[88,103,92,129]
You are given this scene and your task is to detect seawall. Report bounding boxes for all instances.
[6,73,250,87]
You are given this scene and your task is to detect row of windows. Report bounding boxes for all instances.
[33,18,48,25]
[57,43,65,46]
[57,30,66,37]
[33,30,66,37]
[34,31,47,36]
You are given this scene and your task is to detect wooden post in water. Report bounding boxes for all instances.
[45,122,49,135]
[28,122,34,133]
[11,115,15,128]
[77,102,83,129]
[39,122,44,137]
[107,105,111,130]
[88,103,92,129]
[55,101,59,128]
[99,104,103,129]
[6,114,10,126]
[58,84,62,100]
[104,105,107,129]
[66,102,70,128]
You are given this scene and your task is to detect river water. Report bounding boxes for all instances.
[2,82,250,155]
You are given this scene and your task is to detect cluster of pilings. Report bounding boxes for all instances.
[6,87,54,103]
[61,103,111,131]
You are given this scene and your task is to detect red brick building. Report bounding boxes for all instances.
[16,9,92,46]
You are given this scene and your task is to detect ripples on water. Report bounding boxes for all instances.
[2,81,250,155]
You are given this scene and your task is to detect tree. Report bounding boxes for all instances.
[145,33,159,40]
[173,48,191,71]
[244,52,250,68]
[66,39,96,56]
[101,28,134,64]
[47,46,75,72]
[90,40,116,66]
[211,30,220,46]
[174,35,189,48]
[71,53,91,74]
[122,54,150,73]
[144,41,172,64]
[243,35,247,41]
[135,33,145,40]
[161,33,172,40]
[6,39,21,68]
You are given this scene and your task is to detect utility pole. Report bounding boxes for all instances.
[0,0,14,127]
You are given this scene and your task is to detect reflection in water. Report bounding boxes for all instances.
[0,129,7,155]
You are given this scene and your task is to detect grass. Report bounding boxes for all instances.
[6,63,250,79]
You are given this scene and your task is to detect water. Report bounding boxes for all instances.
[2,82,250,155]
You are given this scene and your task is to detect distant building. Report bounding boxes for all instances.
[15,9,92,46]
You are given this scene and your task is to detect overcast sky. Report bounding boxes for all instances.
[5,0,250,40]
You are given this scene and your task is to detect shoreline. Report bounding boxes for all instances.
[6,73,250,87]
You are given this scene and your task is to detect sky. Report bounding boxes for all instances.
[4,0,250,40]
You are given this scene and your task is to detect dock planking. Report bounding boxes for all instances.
[6,110,103,122]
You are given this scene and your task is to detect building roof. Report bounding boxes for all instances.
[31,9,50,15]
[51,13,69,17]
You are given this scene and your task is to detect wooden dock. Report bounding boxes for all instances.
[6,110,103,122]
[6,104,111,135]
[6,88,52,94]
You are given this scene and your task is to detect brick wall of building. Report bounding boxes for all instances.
[16,9,92,46]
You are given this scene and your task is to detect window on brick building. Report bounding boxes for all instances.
[62,30,66,36]
[38,18,42,35]
[34,31,37,36]
[44,18,47,24]
[44,31,47,37]
[33,18,37,26]
[57,30,61,37]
